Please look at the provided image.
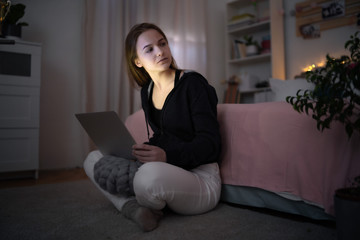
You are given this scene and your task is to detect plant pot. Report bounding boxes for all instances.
[245,45,258,56]
[334,188,360,240]
[1,24,22,39]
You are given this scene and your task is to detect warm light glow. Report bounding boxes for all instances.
[303,60,325,72]
[303,63,317,72]
[317,61,325,67]
[302,57,347,73]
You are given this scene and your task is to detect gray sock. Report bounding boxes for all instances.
[121,199,163,232]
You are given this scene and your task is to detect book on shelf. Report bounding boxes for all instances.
[232,39,246,59]
[228,19,255,31]
[228,13,255,31]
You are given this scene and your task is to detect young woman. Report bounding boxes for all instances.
[84,23,221,232]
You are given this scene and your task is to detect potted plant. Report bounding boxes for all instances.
[243,35,261,56]
[286,31,359,138]
[334,176,360,240]
[286,31,360,240]
[1,3,28,39]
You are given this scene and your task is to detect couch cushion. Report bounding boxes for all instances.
[217,102,360,215]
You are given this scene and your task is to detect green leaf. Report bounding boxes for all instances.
[345,124,353,139]
[305,105,309,115]
[307,103,314,110]
[286,96,292,103]
[3,4,27,25]
[323,117,332,129]
[317,121,323,131]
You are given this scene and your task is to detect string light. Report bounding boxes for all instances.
[303,64,316,72]
[302,60,325,72]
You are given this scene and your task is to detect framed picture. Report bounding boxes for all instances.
[321,0,345,20]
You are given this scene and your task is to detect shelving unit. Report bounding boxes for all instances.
[225,0,285,103]
[0,40,42,179]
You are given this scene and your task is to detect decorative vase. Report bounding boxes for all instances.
[334,189,360,240]
[1,24,22,39]
[246,45,258,56]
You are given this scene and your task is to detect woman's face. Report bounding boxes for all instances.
[135,29,172,75]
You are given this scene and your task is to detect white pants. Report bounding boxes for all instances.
[83,150,221,215]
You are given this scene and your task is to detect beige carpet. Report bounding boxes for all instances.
[0,179,336,240]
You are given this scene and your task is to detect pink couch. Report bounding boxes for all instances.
[125,102,360,219]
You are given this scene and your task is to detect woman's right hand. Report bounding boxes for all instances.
[132,144,167,163]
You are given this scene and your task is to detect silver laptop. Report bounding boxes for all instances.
[75,111,136,159]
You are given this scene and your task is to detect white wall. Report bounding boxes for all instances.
[20,0,86,169]
[206,0,226,103]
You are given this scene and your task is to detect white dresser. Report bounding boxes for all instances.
[0,40,41,179]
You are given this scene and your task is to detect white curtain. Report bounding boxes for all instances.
[143,0,208,75]
[82,0,208,150]
[83,0,139,120]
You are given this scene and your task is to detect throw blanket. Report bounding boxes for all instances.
[94,155,143,196]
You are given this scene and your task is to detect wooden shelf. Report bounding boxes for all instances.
[228,20,270,36]
[229,52,271,65]
[227,0,268,10]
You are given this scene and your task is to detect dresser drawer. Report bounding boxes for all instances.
[0,42,41,87]
[0,85,40,128]
[0,129,39,172]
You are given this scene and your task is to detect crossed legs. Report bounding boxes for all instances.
[83,150,221,231]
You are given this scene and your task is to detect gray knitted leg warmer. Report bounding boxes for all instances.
[93,155,143,196]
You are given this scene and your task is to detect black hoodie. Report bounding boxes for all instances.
[141,70,221,170]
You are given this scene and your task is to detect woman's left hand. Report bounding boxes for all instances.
[132,144,167,163]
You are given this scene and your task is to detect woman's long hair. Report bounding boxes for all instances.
[125,23,178,88]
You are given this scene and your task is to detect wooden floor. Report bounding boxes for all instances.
[0,168,88,189]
